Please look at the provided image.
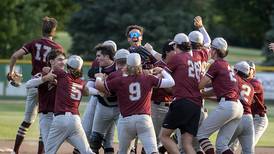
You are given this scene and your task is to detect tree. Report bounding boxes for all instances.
[0,0,78,58]
[262,3,274,66]
[67,0,211,60]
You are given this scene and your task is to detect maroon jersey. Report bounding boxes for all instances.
[249,78,266,115]
[206,59,239,101]
[53,69,85,115]
[105,74,161,117]
[192,49,210,77]
[236,75,254,114]
[107,70,123,81]
[151,60,173,102]
[167,52,202,106]
[22,37,64,75]
[91,59,99,68]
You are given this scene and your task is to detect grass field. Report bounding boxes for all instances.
[0,99,273,147]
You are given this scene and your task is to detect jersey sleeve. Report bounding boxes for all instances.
[167,56,178,72]
[22,41,34,54]
[148,75,161,88]
[105,78,120,94]
[53,68,66,78]
[206,62,218,79]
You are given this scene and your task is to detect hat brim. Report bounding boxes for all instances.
[168,41,176,45]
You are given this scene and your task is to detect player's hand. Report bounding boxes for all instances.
[94,73,106,79]
[42,67,51,74]
[42,70,56,82]
[194,16,203,28]
[7,71,23,87]
[269,43,274,52]
[144,43,153,52]
[152,67,163,75]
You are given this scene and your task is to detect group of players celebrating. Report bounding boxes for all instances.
[7,15,270,154]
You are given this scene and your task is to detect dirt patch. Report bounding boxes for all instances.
[0,140,273,154]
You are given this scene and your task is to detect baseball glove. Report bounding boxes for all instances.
[7,72,23,87]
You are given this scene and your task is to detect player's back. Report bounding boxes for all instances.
[168,51,202,106]
[106,73,160,117]
[235,75,254,114]
[54,68,85,115]
[23,37,64,75]
[249,78,266,115]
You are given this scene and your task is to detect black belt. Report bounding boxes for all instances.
[153,101,170,107]
[54,112,77,116]
[219,97,238,102]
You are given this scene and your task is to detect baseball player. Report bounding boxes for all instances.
[45,55,94,154]
[80,41,117,154]
[197,37,243,154]
[229,61,255,154]
[177,15,211,154]
[159,33,204,154]
[88,45,119,153]
[95,53,175,154]
[8,16,64,154]
[24,50,66,146]
[150,40,174,153]
[248,61,268,145]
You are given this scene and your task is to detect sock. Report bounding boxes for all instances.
[13,122,31,153]
[199,138,215,154]
[37,135,44,154]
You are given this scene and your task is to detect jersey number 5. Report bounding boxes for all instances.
[71,83,83,101]
[129,82,141,101]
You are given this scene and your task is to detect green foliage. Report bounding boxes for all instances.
[0,0,78,58]
[262,3,274,66]
[210,0,272,48]
[67,0,211,60]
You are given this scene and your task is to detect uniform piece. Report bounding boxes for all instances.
[45,68,93,154]
[197,59,243,154]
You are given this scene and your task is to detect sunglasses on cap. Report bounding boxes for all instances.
[129,32,141,38]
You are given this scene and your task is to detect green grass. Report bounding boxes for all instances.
[0,100,273,147]
[226,46,265,65]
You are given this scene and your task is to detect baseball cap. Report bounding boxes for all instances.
[211,37,228,51]
[234,61,250,76]
[114,49,130,60]
[188,31,204,44]
[67,55,83,70]
[103,40,117,51]
[127,53,141,66]
[169,33,189,45]
[247,61,255,70]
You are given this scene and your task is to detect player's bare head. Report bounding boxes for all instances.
[162,40,175,60]
[188,31,204,49]
[170,33,191,52]
[114,49,130,70]
[126,25,144,46]
[67,55,84,78]
[103,40,117,52]
[46,49,66,68]
[95,44,115,61]
[234,61,250,78]
[42,16,58,37]
[211,37,228,58]
[126,53,142,76]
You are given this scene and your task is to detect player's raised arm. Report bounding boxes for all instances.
[152,67,175,88]
[194,16,211,48]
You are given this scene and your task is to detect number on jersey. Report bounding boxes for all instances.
[188,60,201,81]
[71,83,83,101]
[35,43,52,62]
[240,84,251,103]
[129,82,141,101]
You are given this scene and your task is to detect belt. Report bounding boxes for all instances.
[153,101,170,107]
[219,97,238,102]
[54,112,77,116]
[256,113,266,117]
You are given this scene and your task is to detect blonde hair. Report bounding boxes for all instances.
[126,65,142,76]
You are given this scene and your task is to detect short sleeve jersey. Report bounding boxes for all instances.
[167,52,202,106]
[105,74,161,117]
[22,37,64,75]
[53,69,85,115]
[236,75,254,114]
[206,59,239,101]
